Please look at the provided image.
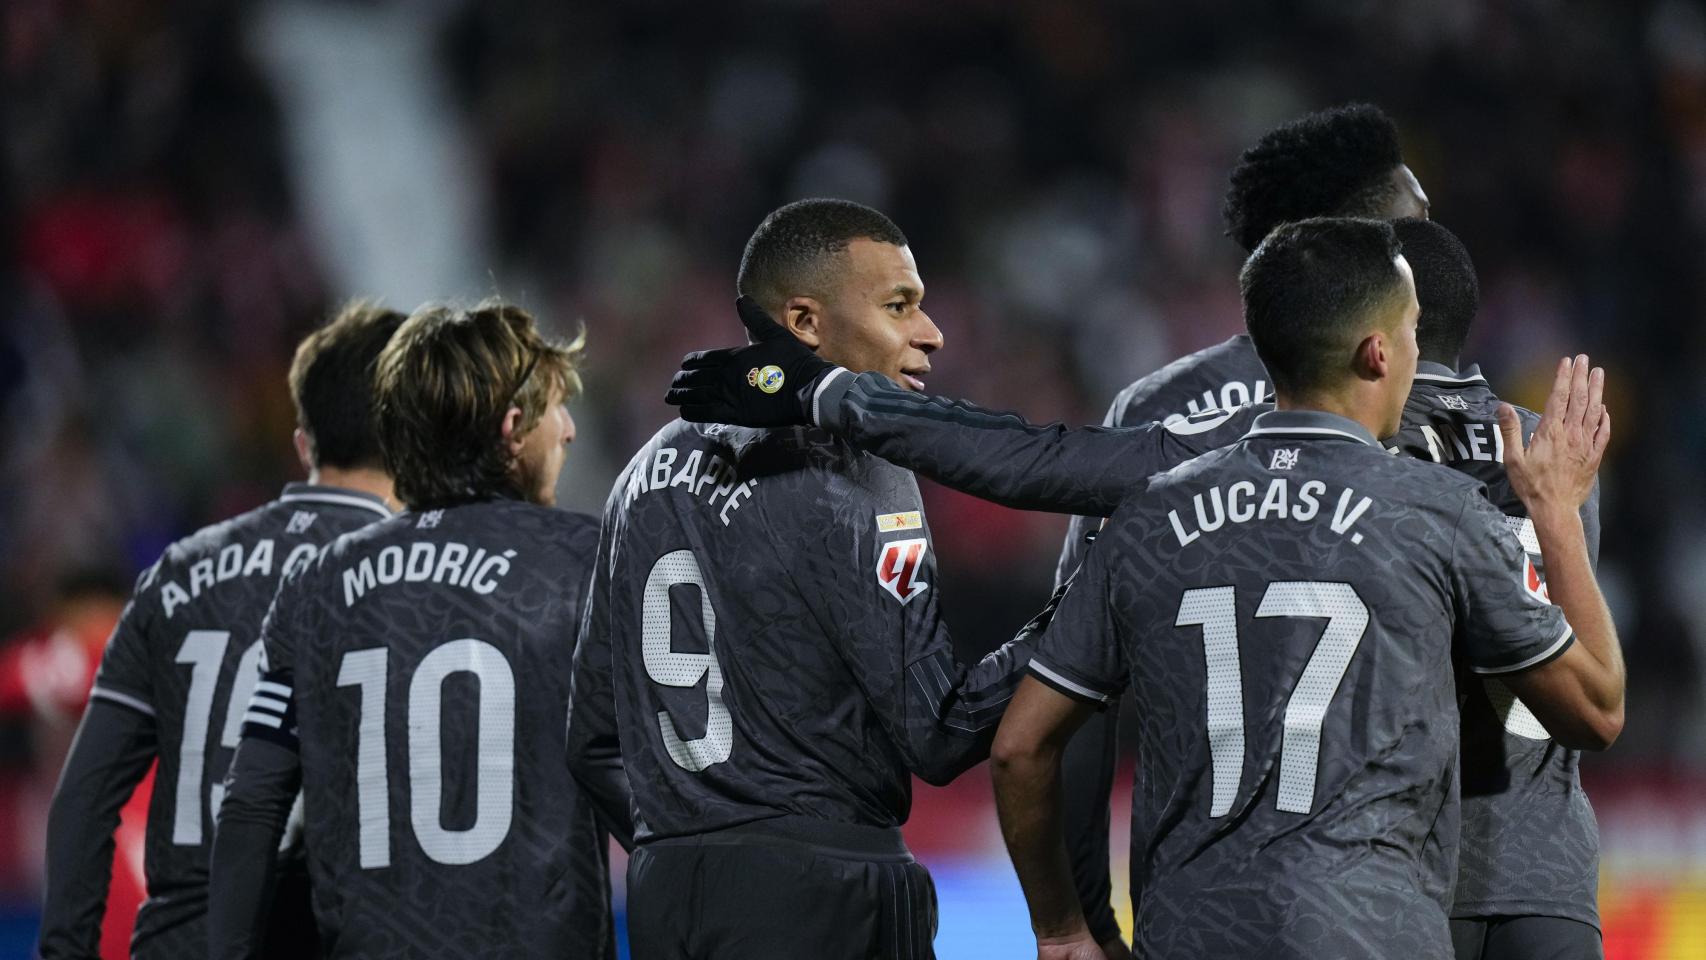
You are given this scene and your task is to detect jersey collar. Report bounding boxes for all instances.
[1244,410,1379,447]
[1412,361,1487,386]
[278,482,393,519]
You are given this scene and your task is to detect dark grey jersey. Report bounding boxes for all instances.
[569,419,1036,845]
[1056,335,1271,586]
[813,369,1260,517]
[1031,410,1574,960]
[249,501,608,959]
[56,484,390,958]
[1388,362,1603,927]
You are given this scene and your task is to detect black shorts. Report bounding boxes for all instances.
[627,817,937,960]
[1450,915,1601,960]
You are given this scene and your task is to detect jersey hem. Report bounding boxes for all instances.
[1449,901,1600,931]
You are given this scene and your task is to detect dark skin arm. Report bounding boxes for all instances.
[991,675,1108,960]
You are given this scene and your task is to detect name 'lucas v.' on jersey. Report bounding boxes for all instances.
[1032,410,1574,960]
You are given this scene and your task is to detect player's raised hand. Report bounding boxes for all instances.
[1500,354,1610,514]
[664,296,836,426]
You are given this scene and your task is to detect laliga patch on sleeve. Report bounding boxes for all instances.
[876,538,930,604]
[876,510,923,532]
[1523,555,1550,602]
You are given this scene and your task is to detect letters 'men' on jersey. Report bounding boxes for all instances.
[1030,410,1573,960]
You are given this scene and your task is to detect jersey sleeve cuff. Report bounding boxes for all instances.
[810,367,854,430]
[89,685,155,718]
[1470,624,1575,676]
[1028,660,1117,706]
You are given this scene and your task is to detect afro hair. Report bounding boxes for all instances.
[1223,103,1405,253]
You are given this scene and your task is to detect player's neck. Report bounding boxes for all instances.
[306,465,398,512]
[1274,389,1390,440]
[1418,351,1461,371]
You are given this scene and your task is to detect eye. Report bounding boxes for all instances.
[886,301,908,315]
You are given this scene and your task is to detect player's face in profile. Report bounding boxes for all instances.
[512,383,575,506]
[1378,255,1422,435]
[817,239,943,391]
[1385,164,1430,220]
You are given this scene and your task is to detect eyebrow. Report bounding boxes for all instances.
[887,284,922,301]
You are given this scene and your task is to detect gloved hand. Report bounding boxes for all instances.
[665,296,838,427]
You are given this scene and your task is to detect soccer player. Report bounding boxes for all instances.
[207,303,610,959]
[566,198,1059,960]
[1387,218,1605,959]
[38,303,404,960]
[1052,106,1428,945]
[991,218,1621,960]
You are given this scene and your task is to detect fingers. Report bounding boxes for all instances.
[1592,408,1611,459]
[1543,355,1573,425]
[1566,353,1591,426]
[1496,402,1526,465]
[735,296,790,343]
[679,348,740,371]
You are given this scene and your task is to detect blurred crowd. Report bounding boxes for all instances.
[4,0,1706,911]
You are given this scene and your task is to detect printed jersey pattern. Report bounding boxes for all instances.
[254,501,610,959]
[86,483,391,958]
[573,420,1034,844]
[1056,335,1271,586]
[1031,411,1573,960]
[1389,362,1603,926]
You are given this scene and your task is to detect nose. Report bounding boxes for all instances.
[563,410,576,446]
[913,309,944,354]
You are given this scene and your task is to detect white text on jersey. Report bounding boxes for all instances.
[159,539,321,619]
[623,445,757,527]
[1167,479,1374,548]
[341,541,517,607]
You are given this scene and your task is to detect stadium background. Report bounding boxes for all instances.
[3,0,1704,956]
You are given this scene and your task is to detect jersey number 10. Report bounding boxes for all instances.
[1175,581,1369,818]
[336,640,516,869]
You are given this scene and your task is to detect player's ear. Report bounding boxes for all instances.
[1354,332,1389,381]
[293,428,314,475]
[781,296,824,349]
[500,406,525,454]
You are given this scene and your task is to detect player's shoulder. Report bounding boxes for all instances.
[1112,335,1265,422]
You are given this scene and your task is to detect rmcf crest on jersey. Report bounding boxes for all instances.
[876,537,930,604]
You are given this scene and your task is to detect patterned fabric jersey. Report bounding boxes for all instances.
[250,499,609,959]
[79,483,391,958]
[1031,410,1575,960]
[569,419,1037,845]
[1389,361,1603,927]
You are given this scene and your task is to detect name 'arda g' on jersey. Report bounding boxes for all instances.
[70,483,391,959]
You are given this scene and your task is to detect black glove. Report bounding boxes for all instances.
[665,296,837,426]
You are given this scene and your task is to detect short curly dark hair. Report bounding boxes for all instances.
[375,300,585,510]
[1223,103,1406,253]
[288,301,407,470]
[1392,218,1479,364]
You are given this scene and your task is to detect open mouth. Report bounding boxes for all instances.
[900,369,929,391]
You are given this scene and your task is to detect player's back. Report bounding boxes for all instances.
[1058,334,1270,585]
[1389,362,1603,926]
[278,499,605,959]
[1042,411,1571,959]
[87,483,389,956]
[598,419,953,842]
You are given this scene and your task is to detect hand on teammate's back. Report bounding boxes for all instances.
[665,296,835,427]
[1035,932,1111,960]
[1500,353,1610,516]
